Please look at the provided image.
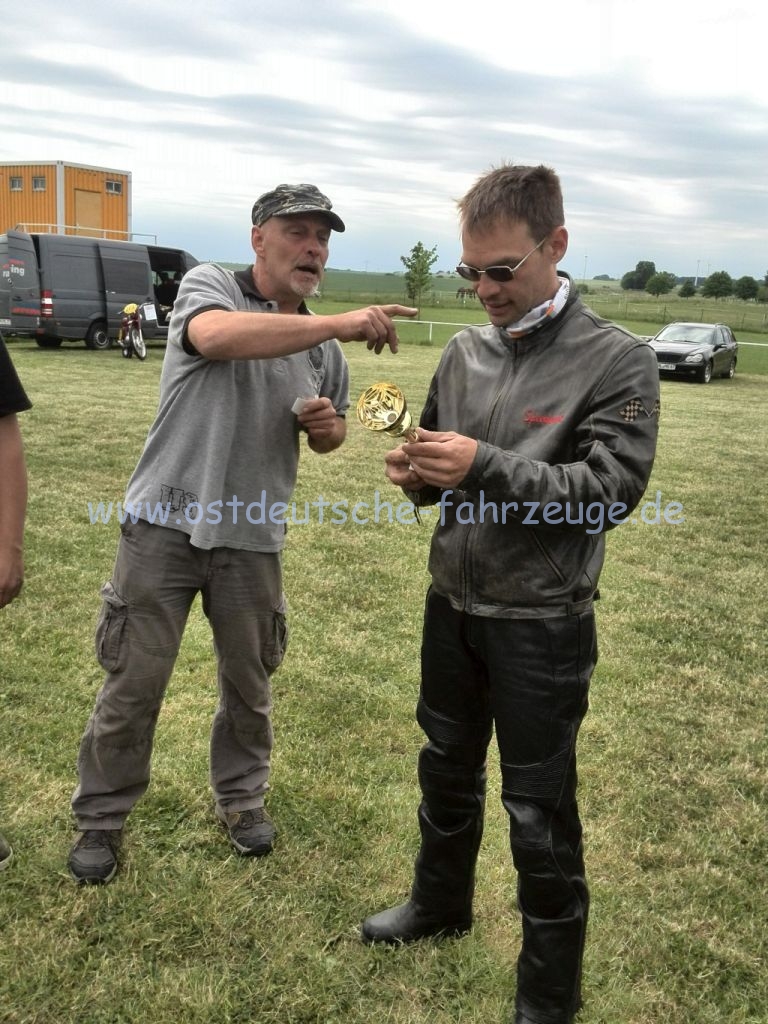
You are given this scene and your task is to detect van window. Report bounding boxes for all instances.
[51,254,101,292]
[102,259,149,295]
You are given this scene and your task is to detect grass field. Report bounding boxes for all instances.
[222,265,768,338]
[311,300,768,364]
[1,330,766,1024]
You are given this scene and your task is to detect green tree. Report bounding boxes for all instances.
[645,272,676,297]
[620,271,638,290]
[636,261,657,287]
[678,280,696,298]
[734,275,758,300]
[400,241,438,310]
[701,271,733,299]
[621,260,656,290]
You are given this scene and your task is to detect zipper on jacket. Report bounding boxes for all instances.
[460,341,517,607]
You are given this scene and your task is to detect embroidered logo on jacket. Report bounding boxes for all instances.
[619,398,661,422]
[524,409,565,426]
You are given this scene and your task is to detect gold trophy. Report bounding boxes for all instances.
[356,382,418,442]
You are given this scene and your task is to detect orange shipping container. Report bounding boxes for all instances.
[0,161,131,240]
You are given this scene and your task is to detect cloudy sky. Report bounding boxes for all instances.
[2,1,766,281]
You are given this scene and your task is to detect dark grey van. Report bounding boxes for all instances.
[0,230,199,349]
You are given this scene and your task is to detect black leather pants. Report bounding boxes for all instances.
[415,588,596,1023]
[411,699,492,914]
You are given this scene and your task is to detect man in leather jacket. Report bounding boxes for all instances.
[361,165,660,1024]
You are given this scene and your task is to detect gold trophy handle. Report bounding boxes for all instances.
[356,382,418,442]
[356,381,422,524]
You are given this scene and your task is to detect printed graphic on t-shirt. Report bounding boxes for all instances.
[158,484,199,513]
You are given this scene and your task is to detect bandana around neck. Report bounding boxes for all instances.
[502,275,570,339]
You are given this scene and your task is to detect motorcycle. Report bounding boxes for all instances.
[118,302,148,361]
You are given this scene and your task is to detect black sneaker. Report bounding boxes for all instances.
[68,829,122,885]
[0,831,12,871]
[216,806,275,857]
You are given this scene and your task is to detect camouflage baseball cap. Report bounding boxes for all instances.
[251,183,345,232]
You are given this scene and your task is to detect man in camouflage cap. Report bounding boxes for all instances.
[68,184,417,885]
[251,183,346,233]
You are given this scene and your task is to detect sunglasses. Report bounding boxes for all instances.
[456,237,546,283]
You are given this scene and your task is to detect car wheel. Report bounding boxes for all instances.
[722,358,736,379]
[698,361,713,384]
[85,322,112,350]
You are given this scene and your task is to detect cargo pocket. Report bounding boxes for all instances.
[94,581,129,673]
[262,598,289,673]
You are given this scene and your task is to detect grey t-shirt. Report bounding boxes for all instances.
[124,262,350,552]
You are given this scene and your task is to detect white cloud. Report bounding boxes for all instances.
[1,0,767,278]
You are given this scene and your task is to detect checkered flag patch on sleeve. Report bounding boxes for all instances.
[619,398,661,422]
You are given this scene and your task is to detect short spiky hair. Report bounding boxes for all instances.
[457,164,565,240]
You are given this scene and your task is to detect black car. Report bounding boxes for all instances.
[647,322,738,383]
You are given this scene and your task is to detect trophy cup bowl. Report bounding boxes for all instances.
[356,382,418,442]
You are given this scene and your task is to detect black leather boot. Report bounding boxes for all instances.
[361,713,489,946]
[504,745,587,1024]
[361,899,471,944]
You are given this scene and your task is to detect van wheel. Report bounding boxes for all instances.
[36,338,63,349]
[86,323,112,350]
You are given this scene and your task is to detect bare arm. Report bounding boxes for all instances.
[189,304,418,360]
[297,397,347,454]
[0,413,28,608]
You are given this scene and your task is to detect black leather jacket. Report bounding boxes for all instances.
[408,287,660,618]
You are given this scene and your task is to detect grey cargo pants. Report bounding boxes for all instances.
[71,519,288,830]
